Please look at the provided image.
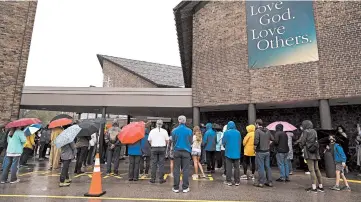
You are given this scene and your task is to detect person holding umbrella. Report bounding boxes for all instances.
[49,127,64,170]
[1,128,26,184]
[74,135,90,174]
[59,141,76,187]
[19,130,37,166]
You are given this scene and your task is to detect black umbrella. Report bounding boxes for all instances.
[51,114,73,122]
[77,121,99,137]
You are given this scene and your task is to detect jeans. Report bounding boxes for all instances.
[120,145,126,158]
[206,151,216,171]
[1,156,20,182]
[87,146,95,166]
[60,159,71,183]
[201,146,206,164]
[74,146,88,173]
[39,142,49,158]
[243,155,256,175]
[226,158,240,183]
[129,155,141,180]
[151,147,166,181]
[256,152,272,184]
[140,156,151,174]
[216,151,223,168]
[307,160,323,185]
[20,148,33,165]
[276,153,289,179]
[173,150,191,190]
[106,146,121,173]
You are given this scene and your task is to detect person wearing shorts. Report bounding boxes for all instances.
[192,126,206,179]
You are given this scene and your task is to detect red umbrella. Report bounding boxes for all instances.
[118,121,145,144]
[49,118,72,129]
[5,118,41,129]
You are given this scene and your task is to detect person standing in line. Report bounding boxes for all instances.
[20,130,36,166]
[200,124,207,165]
[49,127,63,170]
[356,124,361,176]
[336,125,349,172]
[105,122,121,175]
[299,120,324,193]
[140,128,151,177]
[203,123,217,173]
[215,127,224,171]
[328,135,351,191]
[286,131,294,175]
[274,124,290,182]
[172,115,193,193]
[241,124,256,180]
[222,121,242,186]
[86,133,96,166]
[128,139,141,181]
[59,141,76,187]
[192,126,206,179]
[221,125,227,178]
[39,126,51,160]
[0,125,8,160]
[74,136,90,174]
[253,119,274,188]
[1,128,26,184]
[167,133,175,178]
[148,120,169,184]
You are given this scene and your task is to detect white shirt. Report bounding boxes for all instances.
[148,127,169,147]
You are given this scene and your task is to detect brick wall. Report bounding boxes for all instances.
[102,60,157,88]
[0,1,37,125]
[192,1,361,107]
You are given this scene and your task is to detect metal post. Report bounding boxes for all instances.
[193,107,200,127]
[77,113,81,120]
[319,99,332,129]
[99,107,107,163]
[127,115,131,124]
[248,103,256,125]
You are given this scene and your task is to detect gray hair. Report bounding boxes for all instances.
[156,119,163,127]
[178,115,186,124]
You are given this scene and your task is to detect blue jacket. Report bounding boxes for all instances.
[128,140,142,156]
[202,123,217,151]
[222,121,242,159]
[141,131,151,157]
[6,129,27,155]
[172,124,192,153]
[333,143,347,163]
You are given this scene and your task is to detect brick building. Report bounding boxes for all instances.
[0,1,37,125]
[174,1,361,134]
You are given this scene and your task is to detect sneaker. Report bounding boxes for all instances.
[265,182,273,187]
[149,180,155,184]
[159,179,166,184]
[317,187,325,192]
[276,178,285,182]
[330,185,340,191]
[289,172,293,175]
[183,188,190,193]
[235,182,240,186]
[253,183,264,188]
[240,175,248,180]
[0,181,6,184]
[224,181,232,186]
[172,188,179,193]
[306,187,318,193]
[128,179,134,181]
[341,186,351,192]
[192,174,199,179]
[249,174,255,180]
[201,174,207,178]
[133,179,139,181]
[9,179,20,184]
[39,158,44,161]
[59,182,70,187]
[285,178,290,182]
[305,171,311,175]
[222,174,226,178]
[168,173,174,178]
[65,179,72,183]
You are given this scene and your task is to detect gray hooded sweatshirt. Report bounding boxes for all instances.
[299,120,320,160]
[254,126,274,152]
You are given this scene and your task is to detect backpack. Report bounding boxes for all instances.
[307,130,319,153]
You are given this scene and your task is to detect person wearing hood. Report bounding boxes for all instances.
[1,128,26,184]
[140,128,151,177]
[241,124,256,180]
[105,122,121,175]
[49,127,63,170]
[222,121,242,186]
[86,132,97,166]
[20,130,37,166]
[253,119,274,188]
[202,123,217,173]
[299,120,324,193]
[39,126,51,160]
[274,124,290,182]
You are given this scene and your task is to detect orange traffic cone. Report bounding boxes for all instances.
[84,153,106,197]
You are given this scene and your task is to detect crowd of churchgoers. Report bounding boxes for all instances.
[1,116,361,194]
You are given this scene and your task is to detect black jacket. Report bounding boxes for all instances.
[274,124,289,153]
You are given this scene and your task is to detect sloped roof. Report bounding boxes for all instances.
[97,54,184,88]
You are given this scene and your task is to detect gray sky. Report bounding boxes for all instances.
[25,0,181,87]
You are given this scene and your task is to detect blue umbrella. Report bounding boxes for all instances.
[23,124,42,136]
[54,125,81,148]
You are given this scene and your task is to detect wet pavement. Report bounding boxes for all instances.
[0,157,360,202]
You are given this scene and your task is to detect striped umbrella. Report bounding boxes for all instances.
[23,124,42,136]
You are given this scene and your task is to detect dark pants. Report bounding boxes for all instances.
[151,147,166,181]
[226,157,240,183]
[60,159,71,183]
[129,155,141,180]
[200,146,206,164]
[216,151,223,168]
[1,156,20,182]
[222,150,226,174]
[39,142,49,158]
[74,146,88,173]
[243,155,256,175]
[87,146,95,165]
[20,148,33,165]
[173,150,191,190]
[206,151,216,171]
[140,156,151,174]
[106,146,121,173]
[256,152,272,184]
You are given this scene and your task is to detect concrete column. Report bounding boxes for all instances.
[95,113,98,118]
[248,104,256,125]
[99,107,107,163]
[319,99,332,129]
[77,113,81,120]
[193,107,200,127]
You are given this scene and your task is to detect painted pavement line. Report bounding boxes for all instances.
[341,179,361,184]
[0,194,249,202]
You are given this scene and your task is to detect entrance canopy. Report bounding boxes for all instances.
[21,87,192,117]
